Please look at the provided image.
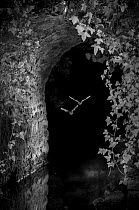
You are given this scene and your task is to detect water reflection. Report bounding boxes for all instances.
[0,165,49,210]
[0,157,128,210]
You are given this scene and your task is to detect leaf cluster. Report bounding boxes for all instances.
[69,0,139,185]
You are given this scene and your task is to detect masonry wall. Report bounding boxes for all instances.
[0,13,83,184]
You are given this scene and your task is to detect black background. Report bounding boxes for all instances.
[45,45,122,174]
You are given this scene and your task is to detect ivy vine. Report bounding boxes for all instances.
[69,0,139,186]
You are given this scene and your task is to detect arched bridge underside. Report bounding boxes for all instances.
[0,14,86,183]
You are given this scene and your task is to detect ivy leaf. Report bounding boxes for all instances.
[98,148,108,155]
[11,156,16,162]
[105,116,112,126]
[97,29,103,37]
[104,155,111,162]
[19,131,25,140]
[91,44,99,55]
[120,4,127,12]
[81,3,87,12]
[104,135,111,141]
[91,44,104,55]
[112,123,118,130]
[95,38,103,45]
[69,15,79,25]
[111,56,122,64]
[123,154,132,164]
[108,161,115,167]
[109,141,118,148]
[103,6,111,18]
[76,24,84,33]
[87,26,95,35]
[76,24,91,41]
[81,31,91,42]
[99,46,104,54]
[85,12,93,24]
[103,129,108,135]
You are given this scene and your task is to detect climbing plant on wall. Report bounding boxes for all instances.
[68,0,139,186]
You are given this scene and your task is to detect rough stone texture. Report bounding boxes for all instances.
[0,13,83,184]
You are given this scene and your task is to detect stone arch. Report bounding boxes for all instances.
[0,14,86,184]
[1,5,139,209]
[0,11,116,186]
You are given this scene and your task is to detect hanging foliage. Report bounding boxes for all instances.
[69,0,139,186]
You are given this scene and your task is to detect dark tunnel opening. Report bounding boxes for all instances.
[45,44,124,176]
